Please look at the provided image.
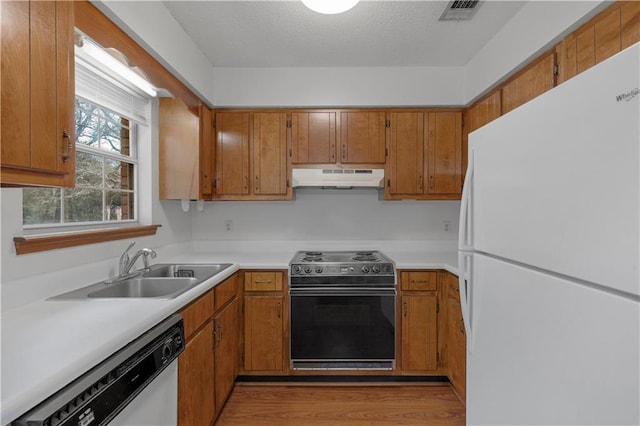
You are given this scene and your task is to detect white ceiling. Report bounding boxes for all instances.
[162,0,527,68]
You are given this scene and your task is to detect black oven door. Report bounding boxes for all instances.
[290,288,396,370]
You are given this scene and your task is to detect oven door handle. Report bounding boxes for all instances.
[290,288,397,297]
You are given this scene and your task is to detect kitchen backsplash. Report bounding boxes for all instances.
[191,188,460,241]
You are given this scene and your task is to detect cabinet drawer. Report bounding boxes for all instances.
[181,290,214,340]
[401,271,437,291]
[215,273,238,312]
[244,272,283,292]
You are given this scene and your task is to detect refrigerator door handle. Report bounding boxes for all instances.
[458,149,474,250]
[458,252,473,353]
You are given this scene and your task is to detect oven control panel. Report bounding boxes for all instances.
[290,263,395,276]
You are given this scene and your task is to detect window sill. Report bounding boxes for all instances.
[13,225,161,255]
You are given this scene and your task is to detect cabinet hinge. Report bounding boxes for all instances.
[289,148,292,157]
[553,64,559,76]
[385,148,388,157]
[286,119,292,128]
[385,119,391,128]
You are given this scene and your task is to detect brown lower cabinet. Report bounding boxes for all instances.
[178,273,239,425]
[444,272,466,400]
[399,271,439,373]
[242,271,287,374]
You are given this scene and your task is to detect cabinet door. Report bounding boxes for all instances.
[501,52,555,114]
[447,294,466,399]
[1,0,75,187]
[252,112,288,195]
[178,321,215,426]
[215,112,250,195]
[340,111,386,164]
[621,1,640,49]
[214,297,240,414]
[244,295,284,372]
[387,112,424,196]
[291,112,336,164]
[159,98,199,200]
[401,293,438,372]
[426,112,462,197]
[199,105,214,198]
[463,91,501,179]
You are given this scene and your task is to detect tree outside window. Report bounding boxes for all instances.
[23,99,137,227]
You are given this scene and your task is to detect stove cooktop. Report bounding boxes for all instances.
[289,250,395,278]
[290,250,393,264]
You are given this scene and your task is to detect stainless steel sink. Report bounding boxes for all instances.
[142,263,232,280]
[49,263,233,300]
[87,277,200,299]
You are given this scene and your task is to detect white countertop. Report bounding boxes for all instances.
[0,241,457,425]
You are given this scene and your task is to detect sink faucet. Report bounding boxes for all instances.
[118,241,157,277]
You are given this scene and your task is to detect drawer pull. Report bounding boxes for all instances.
[403,301,408,317]
[411,279,429,284]
[254,279,273,284]
[277,302,282,318]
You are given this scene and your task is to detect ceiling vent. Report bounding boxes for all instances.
[439,0,482,21]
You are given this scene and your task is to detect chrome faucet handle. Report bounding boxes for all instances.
[119,241,136,275]
[140,249,157,271]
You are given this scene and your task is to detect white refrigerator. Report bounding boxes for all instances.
[459,43,640,425]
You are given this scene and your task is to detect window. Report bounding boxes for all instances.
[22,99,137,227]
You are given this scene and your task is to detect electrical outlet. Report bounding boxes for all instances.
[443,220,451,233]
[224,220,233,232]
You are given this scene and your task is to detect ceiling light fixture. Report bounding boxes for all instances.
[301,0,360,14]
[78,37,158,97]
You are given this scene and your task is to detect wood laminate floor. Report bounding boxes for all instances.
[215,384,465,425]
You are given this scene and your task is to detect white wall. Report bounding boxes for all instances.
[212,66,466,107]
[191,188,460,241]
[93,1,608,106]
[92,0,216,105]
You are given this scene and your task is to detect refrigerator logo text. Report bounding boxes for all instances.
[616,88,639,102]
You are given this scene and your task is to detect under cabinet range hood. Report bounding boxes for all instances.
[292,168,384,189]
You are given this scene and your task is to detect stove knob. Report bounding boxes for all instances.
[292,265,302,274]
[304,266,312,274]
[315,266,323,273]
[362,265,370,273]
[372,265,381,273]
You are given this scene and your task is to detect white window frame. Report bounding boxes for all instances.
[23,99,139,231]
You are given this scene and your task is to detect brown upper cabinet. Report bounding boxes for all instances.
[252,112,289,196]
[213,111,291,200]
[386,112,425,197]
[339,111,386,164]
[385,111,463,200]
[501,51,556,115]
[291,112,336,164]
[426,112,463,198]
[557,1,639,84]
[159,99,214,200]
[214,112,251,196]
[1,0,75,187]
